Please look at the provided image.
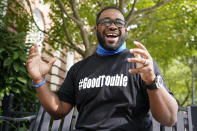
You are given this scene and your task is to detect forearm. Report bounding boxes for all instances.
[34,79,72,119]
[26,44,70,118]
[147,86,178,126]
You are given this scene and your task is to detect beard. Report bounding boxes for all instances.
[97,30,126,51]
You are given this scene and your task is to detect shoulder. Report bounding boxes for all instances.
[68,54,96,72]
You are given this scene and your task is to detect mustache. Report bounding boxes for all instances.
[104,30,120,36]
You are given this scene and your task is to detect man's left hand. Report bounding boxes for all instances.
[127,41,156,85]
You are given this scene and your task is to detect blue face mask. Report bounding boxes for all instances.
[96,42,126,55]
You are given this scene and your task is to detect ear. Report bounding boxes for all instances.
[94,26,97,31]
[124,28,127,33]
[124,28,128,37]
[94,26,98,35]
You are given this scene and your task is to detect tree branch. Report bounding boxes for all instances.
[116,0,119,7]
[128,4,196,26]
[135,0,172,15]
[118,0,130,12]
[13,0,29,15]
[126,0,173,27]
[119,0,124,11]
[56,0,82,26]
[97,0,105,10]
[127,11,151,25]
[59,7,85,57]
[180,80,191,106]
[69,0,90,49]
[125,0,137,23]
[85,44,97,58]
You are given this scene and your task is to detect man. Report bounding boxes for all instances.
[26,6,178,131]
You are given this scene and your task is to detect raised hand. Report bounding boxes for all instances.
[127,41,156,85]
[26,44,56,82]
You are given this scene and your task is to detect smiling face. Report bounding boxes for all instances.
[96,9,127,51]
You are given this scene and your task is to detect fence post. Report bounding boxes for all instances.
[2,93,14,131]
[190,105,197,131]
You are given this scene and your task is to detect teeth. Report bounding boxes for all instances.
[106,34,117,37]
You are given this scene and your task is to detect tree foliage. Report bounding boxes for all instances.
[0,0,38,113]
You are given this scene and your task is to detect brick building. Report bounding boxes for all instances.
[6,0,82,91]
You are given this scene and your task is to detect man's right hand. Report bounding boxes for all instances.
[26,44,56,83]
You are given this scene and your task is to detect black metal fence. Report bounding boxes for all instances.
[0,93,39,131]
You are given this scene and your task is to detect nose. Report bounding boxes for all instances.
[108,22,118,30]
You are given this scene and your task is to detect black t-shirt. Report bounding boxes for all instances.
[57,49,171,131]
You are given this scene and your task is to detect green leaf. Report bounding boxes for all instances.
[3,57,12,67]
[12,88,20,94]
[13,52,19,60]
[17,77,27,84]
[19,66,27,73]
[0,48,5,54]
[8,77,15,81]
[5,87,11,96]
[0,92,4,100]
[19,55,27,62]
[14,62,20,72]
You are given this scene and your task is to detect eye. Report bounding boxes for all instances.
[100,19,111,26]
[102,19,110,23]
[115,20,125,27]
[117,19,124,24]
[116,22,124,25]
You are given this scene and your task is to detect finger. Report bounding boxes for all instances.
[48,57,57,68]
[129,67,146,74]
[130,49,149,59]
[127,58,149,65]
[133,53,138,57]
[28,53,39,59]
[29,46,34,55]
[34,44,39,53]
[26,59,33,64]
[133,41,147,51]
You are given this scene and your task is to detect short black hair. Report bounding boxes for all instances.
[96,6,125,25]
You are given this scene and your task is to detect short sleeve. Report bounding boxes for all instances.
[56,66,76,106]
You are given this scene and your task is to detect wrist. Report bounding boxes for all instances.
[145,75,163,90]
[32,77,46,88]
[144,74,156,86]
[32,77,45,85]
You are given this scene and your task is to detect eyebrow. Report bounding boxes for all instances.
[100,17,125,21]
[116,18,125,21]
[100,17,110,20]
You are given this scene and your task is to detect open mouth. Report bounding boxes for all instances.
[106,33,119,38]
[105,32,119,43]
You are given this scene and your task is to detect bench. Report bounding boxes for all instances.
[29,105,76,131]
[152,106,195,131]
[30,105,196,131]
[1,105,197,131]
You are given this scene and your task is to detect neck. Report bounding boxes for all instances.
[96,42,126,56]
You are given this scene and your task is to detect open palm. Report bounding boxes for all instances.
[26,44,56,81]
